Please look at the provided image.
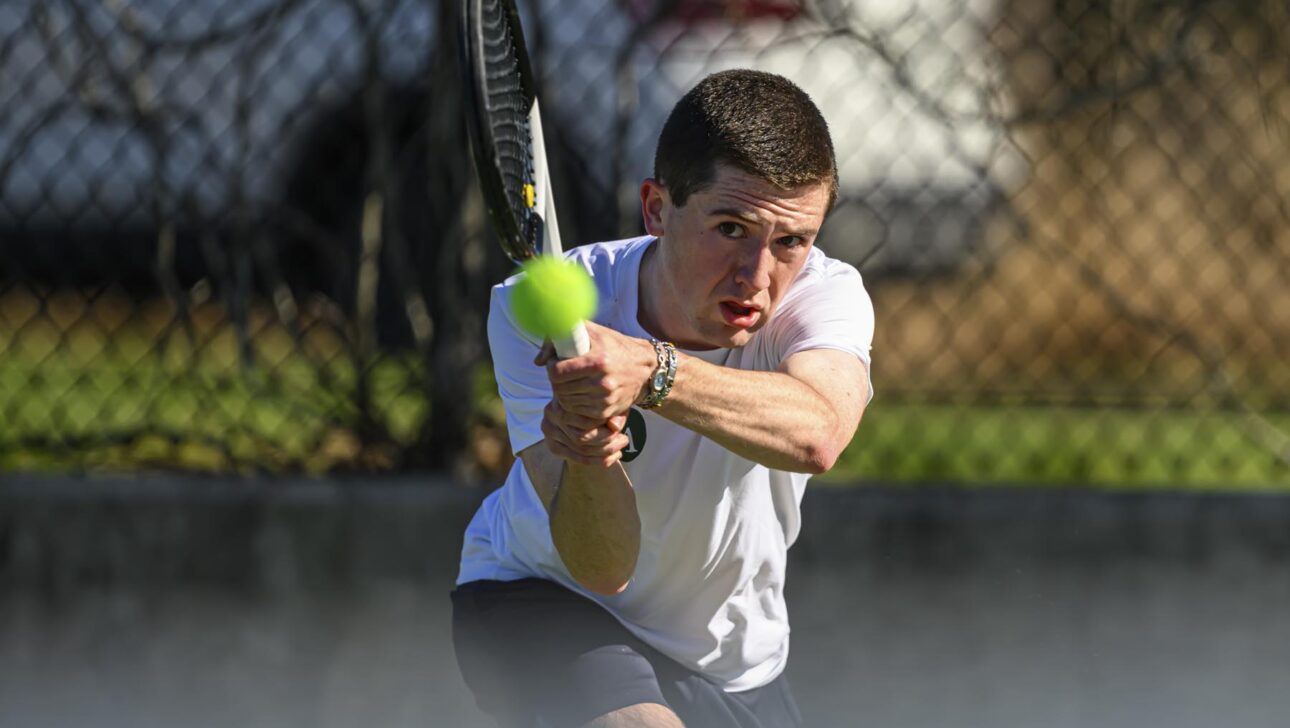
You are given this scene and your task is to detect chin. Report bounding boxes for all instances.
[708,328,755,349]
[688,314,763,349]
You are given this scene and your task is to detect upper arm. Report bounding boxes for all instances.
[779,348,869,450]
[766,259,874,451]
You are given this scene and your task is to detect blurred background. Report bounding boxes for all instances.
[1,0,1288,726]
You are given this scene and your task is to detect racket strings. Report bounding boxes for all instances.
[479,0,538,252]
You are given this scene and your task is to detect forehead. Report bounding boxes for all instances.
[688,165,830,230]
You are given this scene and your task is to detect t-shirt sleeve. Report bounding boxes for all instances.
[764,261,875,400]
[487,281,552,456]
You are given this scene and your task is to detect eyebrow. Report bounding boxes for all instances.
[707,207,818,239]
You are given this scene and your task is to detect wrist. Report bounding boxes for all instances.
[638,338,677,410]
[634,338,657,404]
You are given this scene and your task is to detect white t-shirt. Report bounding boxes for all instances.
[457,235,874,692]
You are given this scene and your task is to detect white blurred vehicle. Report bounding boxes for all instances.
[537,0,1025,274]
[0,0,440,290]
[0,0,1023,292]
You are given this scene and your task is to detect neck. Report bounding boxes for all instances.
[637,236,714,351]
[637,237,668,341]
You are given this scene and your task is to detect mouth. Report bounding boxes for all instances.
[719,301,761,329]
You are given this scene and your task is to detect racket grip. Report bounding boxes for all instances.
[553,321,590,359]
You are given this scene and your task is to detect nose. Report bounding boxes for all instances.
[734,243,774,293]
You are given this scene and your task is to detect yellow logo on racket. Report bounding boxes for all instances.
[523,183,535,209]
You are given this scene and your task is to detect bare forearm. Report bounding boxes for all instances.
[549,460,640,595]
[659,354,849,473]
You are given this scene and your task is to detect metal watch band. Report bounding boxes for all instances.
[640,338,677,409]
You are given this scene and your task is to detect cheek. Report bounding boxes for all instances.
[681,234,734,289]
[767,261,805,301]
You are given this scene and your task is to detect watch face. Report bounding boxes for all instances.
[652,371,666,390]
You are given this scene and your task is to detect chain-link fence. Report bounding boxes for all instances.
[2,0,1287,485]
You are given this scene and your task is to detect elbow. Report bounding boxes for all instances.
[552,518,639,597]
[800,407,863,474]
[801,447,837,475]
[808,458,835,476]
[559,542,637,596]
[573,571,633,596]
[555,541,638,597]
[800,437,845,475]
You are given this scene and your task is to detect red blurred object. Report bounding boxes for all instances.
[620,0,804,23]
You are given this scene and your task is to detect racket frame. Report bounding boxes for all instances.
[460,0,589,358]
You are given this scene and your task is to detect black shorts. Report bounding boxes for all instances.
[450,578,803,728]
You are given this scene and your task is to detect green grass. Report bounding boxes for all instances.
[3,296,1288,487]
[6,346,1288,489]
[0,317,428,472]
[824,401,1290,490]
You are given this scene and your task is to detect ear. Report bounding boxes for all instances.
[639,178,669,237]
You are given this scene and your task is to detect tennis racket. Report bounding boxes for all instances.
[459,0,590,359]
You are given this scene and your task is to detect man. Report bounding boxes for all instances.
[452,69,873,727]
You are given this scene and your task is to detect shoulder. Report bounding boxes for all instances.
[493,236,652,301]
[755,245,875,364]
[564,236,653,289]
[780,246,869,308]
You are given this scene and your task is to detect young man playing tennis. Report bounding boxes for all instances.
[453,69,873,727]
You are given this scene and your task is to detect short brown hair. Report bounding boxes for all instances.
[653,69,838,209]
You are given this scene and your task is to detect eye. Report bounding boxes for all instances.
[777,235,805,248]
[717,221,745,238]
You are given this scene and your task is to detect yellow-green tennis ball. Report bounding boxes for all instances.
[511,256,597,339]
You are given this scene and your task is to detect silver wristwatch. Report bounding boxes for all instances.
[640,338,677,409]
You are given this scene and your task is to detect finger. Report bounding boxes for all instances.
[545,437,621,469]
[542,400,581,444]
[559,401,622,423]
[550,383,626,412]
[543,437,580,462]
[575,430,630,455]
[547,354,606,383]
[556,399,633,428]
[533,340,557,367]
[544,400,626,466]
[581,419,626,442]
[542,416,592,460]
[606,413,628,433]
[550,374,635,413]
[598,433,631,456]
[546,399,580,432]
[545,401,611,451]
[549,386,620,418]
[548,401,610,431]
[544,414,626,458]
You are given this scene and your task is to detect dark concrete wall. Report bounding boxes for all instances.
[2,477,1289,727]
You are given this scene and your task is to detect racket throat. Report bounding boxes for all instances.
[528,99,564,258]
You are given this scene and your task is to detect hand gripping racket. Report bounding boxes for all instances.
[460,0,590,359]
